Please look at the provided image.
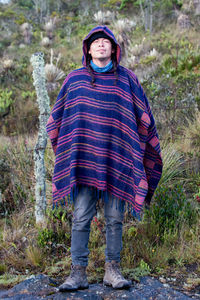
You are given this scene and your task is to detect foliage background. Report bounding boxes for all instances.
[0,0,200,294]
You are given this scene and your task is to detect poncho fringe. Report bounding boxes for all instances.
[52,183,141,220]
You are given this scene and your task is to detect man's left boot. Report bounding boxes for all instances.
[103,261,132,289]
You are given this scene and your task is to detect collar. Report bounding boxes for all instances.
[90,60,113,73]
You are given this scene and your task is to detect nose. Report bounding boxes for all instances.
[98,39,104,47]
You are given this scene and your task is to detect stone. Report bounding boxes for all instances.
[177,14,191,30]
[0,274,197,299]
[193,0,200,15]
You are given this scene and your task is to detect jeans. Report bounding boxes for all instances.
[71,185,125,267]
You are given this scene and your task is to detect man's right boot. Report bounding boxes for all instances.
[58,265,89,292]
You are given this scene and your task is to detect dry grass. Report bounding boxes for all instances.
[177,111,200,155]
[26,245,45,268]
[159,142,187,186]
[121,218,200,274]
[45,140,55,204]
[175,219,200,265]
[0,209,38,272]
[0,135,36,212]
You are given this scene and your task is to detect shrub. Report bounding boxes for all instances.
[18,0,33,8]
[0,8,16,18]
[178,111,200,156]
[21,90,36,101]
[15,14,27,25]
[0,89,13,116]
[0,39,11,55]
[162,47,200,77]
[0,209,37,272]
[159,143,186,186]
[140,55,157,65]
[37,207,72,253]
[0,136,35,215]
[146,184,198,235]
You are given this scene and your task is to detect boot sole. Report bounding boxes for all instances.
[59,284,89,292]
[103,280,131,289]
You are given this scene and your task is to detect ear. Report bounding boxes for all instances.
[88,50,91,54]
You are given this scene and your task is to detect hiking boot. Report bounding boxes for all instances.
[59,265,89,292]
[103,261,132,289]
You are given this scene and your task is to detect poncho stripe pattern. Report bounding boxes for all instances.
[46,26,162,219]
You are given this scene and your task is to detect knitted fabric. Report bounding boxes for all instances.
[90,60,113,73]
[46,26,162,219]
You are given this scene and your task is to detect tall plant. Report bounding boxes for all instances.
[159,142,186,186]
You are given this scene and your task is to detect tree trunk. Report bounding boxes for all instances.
[140,0,154,32]
[139,0,145,29]
[30,52,50,225]
[149,0,153,33]
[145,0,149,31]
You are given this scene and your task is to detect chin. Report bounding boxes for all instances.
[95,55,110,60]
[98,58,108,61]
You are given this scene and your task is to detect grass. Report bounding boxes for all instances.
[159,142,187,186]
[177,111,200,156]
[0,135,200,290]
[0,274,27,289]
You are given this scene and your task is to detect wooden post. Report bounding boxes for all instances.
[30,52,50,225]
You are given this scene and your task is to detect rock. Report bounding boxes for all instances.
[159,277,167,283]
[193,0,200,15]
[0,274,197,299]
[19,44,26,49]
[0,0,11,4]
[177,14,191,30]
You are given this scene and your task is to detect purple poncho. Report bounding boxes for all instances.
[46,26,162,219]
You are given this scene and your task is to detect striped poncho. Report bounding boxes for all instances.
[46,26,162,219]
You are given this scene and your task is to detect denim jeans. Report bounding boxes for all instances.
[71,185,125,267]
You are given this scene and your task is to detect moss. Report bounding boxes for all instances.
[0,274,27,289]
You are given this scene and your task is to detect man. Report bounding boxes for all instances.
[46,25,162,291]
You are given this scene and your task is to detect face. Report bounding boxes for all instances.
[88,38,114,62]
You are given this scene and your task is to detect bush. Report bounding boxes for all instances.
[0,89,13,116]
[146,184,198,235]
[0,9,16,18]
[162,47,200,77]
[15,14,27,25]
[18,0,33,9]
[159,143,186,186]
[0,136,35,216]
[37,207,72,253]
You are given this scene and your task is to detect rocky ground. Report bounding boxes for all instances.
[0,274,199,300]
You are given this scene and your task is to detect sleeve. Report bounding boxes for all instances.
[131,75,163,205]
[46,79,68,154]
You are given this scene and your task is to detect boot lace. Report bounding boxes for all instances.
[70,265,83,280]
[109,263,124,280]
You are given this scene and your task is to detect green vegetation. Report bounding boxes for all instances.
[148,184,198,235]
[0,0,199,292]
[0,89,13,115]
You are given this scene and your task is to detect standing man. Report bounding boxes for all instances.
[46,25,162,291]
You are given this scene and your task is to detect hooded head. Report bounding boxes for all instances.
[82,25,121,68]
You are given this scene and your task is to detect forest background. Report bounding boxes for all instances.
[0,0,200,295]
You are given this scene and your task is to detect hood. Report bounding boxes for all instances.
[82,25,121,67]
